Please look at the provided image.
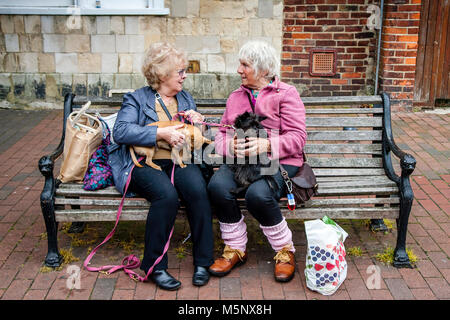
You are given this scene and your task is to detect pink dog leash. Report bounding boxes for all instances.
[83,156,175,282]
[174,111,235,130]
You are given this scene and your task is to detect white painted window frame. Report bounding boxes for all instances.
[0,0,169,15]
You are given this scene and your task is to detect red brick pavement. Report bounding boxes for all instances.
[0,109,448,301]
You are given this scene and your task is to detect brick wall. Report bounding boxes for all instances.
[282,0,380,97]
[378,0,421,110]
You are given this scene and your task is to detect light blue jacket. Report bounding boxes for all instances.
[108,86,197,196]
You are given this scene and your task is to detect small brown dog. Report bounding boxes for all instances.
[129,120,212,171]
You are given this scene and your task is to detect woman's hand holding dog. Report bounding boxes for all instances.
[233,136,271,158]
[156,124,186,148]
[183,110,205,123]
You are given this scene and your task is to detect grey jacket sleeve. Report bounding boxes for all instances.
[113,92,158,147]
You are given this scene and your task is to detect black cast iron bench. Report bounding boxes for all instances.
[38,92,416,269]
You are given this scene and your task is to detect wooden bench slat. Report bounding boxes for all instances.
[316,175,393,182]
[305,108,383,114]
[57,171,394,198]
[313,168,386,176]
[195,108,226,115]
[57,178,397,192]
[58,174,394,191]
[56,185,398,199]
[55,206,397,222]
[55,197,149,206]
[304,197,399,206]
[317,187,398,196]
[55,196,399,208]
[59,175,394,189]
[306,117,382,127]
[198,96,383,106]
[84,108,120,114]
[308,157,383,168]
[56,186,122,197]
[308,130,382,141]
[73,96,123,105]
[194,99,227,106]
[318,179,396,188]
[300,95,383,106]
[305,144,382,154]
[81,108,384,118]
[55,209,148,221]
[73,95,382,106]
[283,207,398,219]
[196,108,384,115]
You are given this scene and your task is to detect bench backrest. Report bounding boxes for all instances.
[71,95,386,180]
[55,94,400,221]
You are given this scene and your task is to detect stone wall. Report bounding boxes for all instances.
[0,0,283,109]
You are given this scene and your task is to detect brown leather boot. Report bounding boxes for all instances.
[274,246,295,282]
[208,245,247,277]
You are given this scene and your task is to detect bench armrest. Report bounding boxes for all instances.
[38,93,75,185]
[381,93,416,184]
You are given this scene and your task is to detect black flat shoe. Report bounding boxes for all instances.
[150,270,181,291]
[192,266,210,286]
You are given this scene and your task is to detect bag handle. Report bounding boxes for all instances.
[280,150,307,179]
[97,117,112,145]
[245,91,256,113]
[69,101,102,134]
[155,93,174,120]
[72,101,91,125]
[69,113,100,134]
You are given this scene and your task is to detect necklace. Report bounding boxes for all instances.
[250,79,273,99]
[251,89,260,99]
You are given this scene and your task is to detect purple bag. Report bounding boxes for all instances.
[83,119,114,191]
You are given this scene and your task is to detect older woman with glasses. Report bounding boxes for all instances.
[207,40,307,283]
[109,42,213,290]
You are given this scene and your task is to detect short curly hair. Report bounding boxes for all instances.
[141,42,188,90]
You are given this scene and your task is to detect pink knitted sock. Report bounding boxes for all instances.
[260,218,295,253]
[219,215,247,252]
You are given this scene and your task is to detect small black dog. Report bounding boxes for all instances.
[228,111,278,195]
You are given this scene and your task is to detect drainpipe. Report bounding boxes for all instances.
[374,0,384,95]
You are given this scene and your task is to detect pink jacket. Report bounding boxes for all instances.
[215,77,307,167]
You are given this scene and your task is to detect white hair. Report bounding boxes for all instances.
[238,40,280,79]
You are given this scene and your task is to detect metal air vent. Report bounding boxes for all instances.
[309,49,337,77]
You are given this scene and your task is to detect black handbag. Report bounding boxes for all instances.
[280,153,318,209]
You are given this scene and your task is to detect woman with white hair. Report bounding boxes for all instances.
[207,40,307,282]
[109,42,213,290]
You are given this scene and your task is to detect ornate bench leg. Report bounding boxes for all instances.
[393,192,413,268]
[39,156,62,268]
[393,156,416,269]
[41,198,62,267]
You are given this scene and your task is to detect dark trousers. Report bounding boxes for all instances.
[207,164,299,226]
[130,159,214,273]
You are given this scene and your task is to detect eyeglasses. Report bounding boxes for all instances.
[177,68,187,77]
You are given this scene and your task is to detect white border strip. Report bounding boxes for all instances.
[0,7,169,15]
